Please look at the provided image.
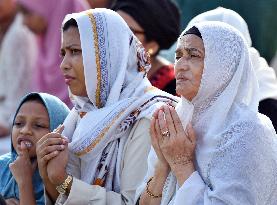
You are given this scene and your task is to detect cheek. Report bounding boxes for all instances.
[11,128,19,149]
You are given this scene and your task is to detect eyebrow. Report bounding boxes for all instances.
[15,115,49,121]
[176,47,204,56]
[61,44,81,50]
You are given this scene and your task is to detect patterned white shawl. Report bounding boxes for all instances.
[186,7,277,101]
[61,9,178,192]
[138,22,277,204]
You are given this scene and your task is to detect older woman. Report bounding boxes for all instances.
[36,9,177,205]
[138,22,277,205]
[186,7,277,131]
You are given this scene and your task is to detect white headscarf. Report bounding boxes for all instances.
[139,22,277,204]
[61,9,178,192]
[186,7,277,101]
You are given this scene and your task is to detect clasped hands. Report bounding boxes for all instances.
[36,125,69,186]
[150,105,196,185]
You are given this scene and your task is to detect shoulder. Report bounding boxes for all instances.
[129,118,151,141]
[0,153,12,167]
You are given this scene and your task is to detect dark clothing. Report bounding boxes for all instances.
[259,98,277,132]
[113,0,181,50]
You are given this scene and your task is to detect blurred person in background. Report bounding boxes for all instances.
[186,7,277,131]
[16,0,89,107]
[113,0,181,95]
[0,0,36,140]
[87,0,116,9]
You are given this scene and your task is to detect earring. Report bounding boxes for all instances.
[148,48,153,55]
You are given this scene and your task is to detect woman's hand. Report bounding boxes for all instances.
[150,109,170,172]
[36,125,67,182]
[47,143,69,185]
[154,105,197,185]
[9,142,37,186]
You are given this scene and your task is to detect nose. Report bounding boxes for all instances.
[174,57,190,72]
[19,123,32,135]
[60,53,71,72]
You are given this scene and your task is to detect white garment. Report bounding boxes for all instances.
[271,51,277,73]
[0,14,37,128]
[186,7,277,101]
[59,8,178,201]
[140,22,277,205]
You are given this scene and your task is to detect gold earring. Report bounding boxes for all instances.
[148,48,153,55]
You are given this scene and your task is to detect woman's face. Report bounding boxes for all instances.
[175,34,205,101]
[12,100,50,158]
[19,5,47,34]
[60,26,87,97]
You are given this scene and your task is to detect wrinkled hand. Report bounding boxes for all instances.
[150,109,170,170]
[154,105,196,173]
[5,198,19,205]
[36,125,67,183]
[9,142,37,185]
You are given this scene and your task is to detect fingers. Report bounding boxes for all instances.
[38,135,67,151]
[150,117,157,141]
[38,144,65,158]
[152,108,160,119]
[169,106,184,134]
[54,124,64,134]
[187,123,196,144]
[158,109,168,134]
[19,142,29,158]
[163,106,177,136]
[40,150,60,165]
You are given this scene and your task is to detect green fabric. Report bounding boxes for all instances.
[175,0,277,62]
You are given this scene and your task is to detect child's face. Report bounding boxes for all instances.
[12,100,50,158]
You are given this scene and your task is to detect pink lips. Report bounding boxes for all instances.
[64,75,75,85]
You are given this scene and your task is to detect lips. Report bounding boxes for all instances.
[64,75,75,85]
[176,73,189,81]
[17,137,33,148]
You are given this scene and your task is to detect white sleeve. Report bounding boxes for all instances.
[173,120,277,205]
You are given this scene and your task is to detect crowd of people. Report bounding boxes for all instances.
[0,0,277,205]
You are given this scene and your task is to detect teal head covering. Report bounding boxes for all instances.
[0,92,69,204]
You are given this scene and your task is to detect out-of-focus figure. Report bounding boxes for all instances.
[16,0,89,107]
[0,0,37,138]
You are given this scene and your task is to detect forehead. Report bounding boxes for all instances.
[176,34,204,51]
[16,101,49,119]
[62,26,81,45]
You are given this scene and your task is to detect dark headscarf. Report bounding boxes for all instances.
[183,26,202,39]
[112,0,181,50]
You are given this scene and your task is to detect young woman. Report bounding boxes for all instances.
[0,93,69,205]
[36,9,178,205]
